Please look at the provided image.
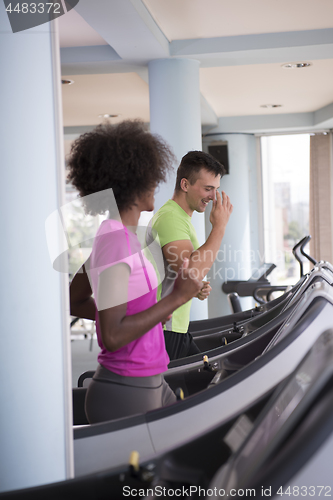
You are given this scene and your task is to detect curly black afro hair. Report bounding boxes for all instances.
[67,120,175,216]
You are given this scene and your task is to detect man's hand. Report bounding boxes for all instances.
[196,280,212,301]
[161,314,172,326]
[209,190,233,231]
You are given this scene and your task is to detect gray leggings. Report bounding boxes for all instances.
[85,364,176,424]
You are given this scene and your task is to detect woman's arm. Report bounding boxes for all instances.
[69,260,97,321]
[97,258,201,352]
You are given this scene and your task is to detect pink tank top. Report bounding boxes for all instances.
[89,219,169,377]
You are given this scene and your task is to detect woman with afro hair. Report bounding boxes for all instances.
[69,120,201,423]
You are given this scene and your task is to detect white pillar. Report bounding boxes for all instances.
[203,134,260,317]
[148,58,207,320]
[0,9,73,493]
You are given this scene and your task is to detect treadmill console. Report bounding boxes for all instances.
[247,263,276,282]
[211,329,333,494]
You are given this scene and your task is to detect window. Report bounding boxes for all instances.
[65,184,106,278]
[261,134,310,285]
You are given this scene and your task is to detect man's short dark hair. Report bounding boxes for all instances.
[175,150,225,192]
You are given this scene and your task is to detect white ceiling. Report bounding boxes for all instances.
[142,0,333,39]
[58,7,107,47]
[62,72,150,126]
[200,60,333,117]
[59,0,333,133]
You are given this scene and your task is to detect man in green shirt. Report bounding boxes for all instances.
[146,150,233,360]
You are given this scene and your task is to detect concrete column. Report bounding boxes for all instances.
[0,9,73,493]
[149,58,207,320]
[203,134,261,317]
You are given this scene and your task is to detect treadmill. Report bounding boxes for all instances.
[72,278,333,476]
[189,235,317,336]
[190,260,321,341]
[173,263,333,356]
[74,263,333,396]
[208,328,333,499]
[5,279,333,498]
[131,327,333,499]
[189,263,291,337]
[221,262,283,304]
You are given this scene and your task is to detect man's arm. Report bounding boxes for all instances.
[163,190,233,281]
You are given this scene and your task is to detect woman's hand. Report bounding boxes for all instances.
[172,258,202,304]
[98,259,201,353]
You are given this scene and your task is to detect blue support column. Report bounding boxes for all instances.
[0,9,73,493]
[148,58,207,320]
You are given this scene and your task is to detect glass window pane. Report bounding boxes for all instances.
[261,134,310,285]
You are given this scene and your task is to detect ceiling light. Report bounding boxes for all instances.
[260,104,282,109]
[61,79,74,85]
[98,114,119,118]
[282,62,312,69]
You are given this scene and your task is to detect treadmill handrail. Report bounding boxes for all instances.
[293,235,317,277]
[253,285,289,304]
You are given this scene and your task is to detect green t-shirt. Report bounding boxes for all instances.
[146,199,200,333]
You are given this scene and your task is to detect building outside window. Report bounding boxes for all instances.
[261,134,311,286]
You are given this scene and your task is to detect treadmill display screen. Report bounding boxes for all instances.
[247,263,275,282]
[221,331,333,492]
[262,288,311,353]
